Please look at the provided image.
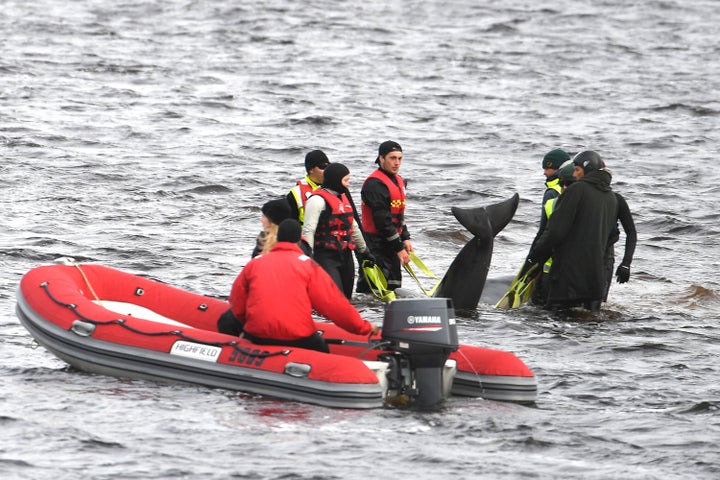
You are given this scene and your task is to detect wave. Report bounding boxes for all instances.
[650,103,719,117]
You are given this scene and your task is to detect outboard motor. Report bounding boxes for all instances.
[380,298,459,407]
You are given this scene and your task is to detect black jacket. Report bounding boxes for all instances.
[529,170,618,307]
[607,192,637,266]
[360,169,410,252]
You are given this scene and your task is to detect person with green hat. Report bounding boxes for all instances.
[528,148,571,253]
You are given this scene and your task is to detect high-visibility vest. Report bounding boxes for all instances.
[542,197,559,273]
[546,177,562,196]
[289,176,320,224]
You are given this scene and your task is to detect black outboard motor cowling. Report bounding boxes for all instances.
[381,298,459,407]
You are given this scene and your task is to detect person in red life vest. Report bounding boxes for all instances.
[356,140,413,293]
[227,219,380,352]
[286,150,330,225]
[302,163,375,299]
[251,198,292,258]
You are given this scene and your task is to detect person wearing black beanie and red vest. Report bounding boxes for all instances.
[302,163,374,299]
[286,150,330,225]
[356,140,413,294]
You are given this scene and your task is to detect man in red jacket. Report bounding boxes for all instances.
[228,218,380,352]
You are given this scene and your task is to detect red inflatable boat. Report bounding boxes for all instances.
[16,261,537,409]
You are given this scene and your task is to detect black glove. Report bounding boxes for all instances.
[616,264,630,283]
[358,250,376,267]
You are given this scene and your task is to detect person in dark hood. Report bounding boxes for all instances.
[573,163,637,303]
[523,150,618,312]
[302,163,374,298]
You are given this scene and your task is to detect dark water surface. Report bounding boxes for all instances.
[2,1,719,479]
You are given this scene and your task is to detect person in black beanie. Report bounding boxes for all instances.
[276,217,303,243]
[218,209,297,336]
[251,198,291,257]
[356,140,413,294]
[286,150,329,225]
[302,163,374,298]
[221,218,380,350]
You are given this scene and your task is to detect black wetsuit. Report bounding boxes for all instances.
[604,192,637,301]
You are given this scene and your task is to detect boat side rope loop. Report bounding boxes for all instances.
[39,281,290,359]
[455,348,485,394]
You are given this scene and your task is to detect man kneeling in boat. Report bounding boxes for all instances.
[218,219,380,352]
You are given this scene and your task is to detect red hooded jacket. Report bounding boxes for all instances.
[229,242,373,340]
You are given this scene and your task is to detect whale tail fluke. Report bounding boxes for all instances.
[434,194,519,311]
[451,193,519,239]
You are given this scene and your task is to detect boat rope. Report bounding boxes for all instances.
[325,338,395,358]
[39,281,290,359]
[358,340,394,359]
[69,259,101,301]
[455,348,485,394]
